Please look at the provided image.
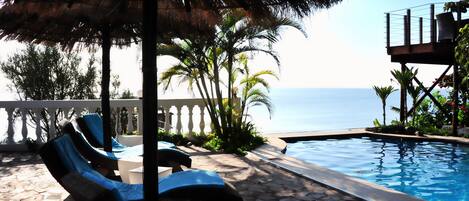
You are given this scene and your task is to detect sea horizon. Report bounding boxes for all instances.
[0,87,446,141]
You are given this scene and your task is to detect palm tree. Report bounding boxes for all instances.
[216,10,305,135]
[235,54,279,124]
[407,84,423,126]
[373,85,397,126]
[391,68,416,122]
[158,10,304,150]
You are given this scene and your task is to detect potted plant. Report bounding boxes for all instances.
[437,1,469,41]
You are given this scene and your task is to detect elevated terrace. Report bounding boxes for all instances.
[385,3,468,65]
[385,3,469,135]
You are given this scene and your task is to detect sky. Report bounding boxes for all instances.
[0,0,451,100]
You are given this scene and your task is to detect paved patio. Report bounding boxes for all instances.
[0,148,360,201]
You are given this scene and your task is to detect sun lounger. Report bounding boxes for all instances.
[76,113,175,151]
[39,135,242,201]
[63,122,191,172]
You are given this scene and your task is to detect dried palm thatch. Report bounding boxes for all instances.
[0,0,222,49]
[0,0,342,48]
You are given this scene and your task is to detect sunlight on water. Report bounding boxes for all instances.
[287,137,469,201]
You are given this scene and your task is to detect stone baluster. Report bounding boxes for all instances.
[115,107,122,135]
[210,121,215,132]
[21,109,28,142]
[6,108,15,143]
[49,108,57,139]
[199,105,205,134]
[34,109,43,143]
[188,105,194,134]
[137,105,143,135]
[127,107,134,133]
[164,107,171,132]
[176,105,182,134]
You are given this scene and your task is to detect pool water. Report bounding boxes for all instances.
[286,137,469,201]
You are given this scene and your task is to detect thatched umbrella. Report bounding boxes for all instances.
[0,0,219,152]
[1,0,342,199]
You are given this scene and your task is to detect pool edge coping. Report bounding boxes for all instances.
[252,134,425,201]
[269,129,469,145]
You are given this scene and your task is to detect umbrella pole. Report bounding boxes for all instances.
[143,0,158,199]
[101,25,112,152]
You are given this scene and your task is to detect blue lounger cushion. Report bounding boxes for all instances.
[75,131,187,161]
[51,135,227,201]
[81,113,176,151]
[159,170,224,195]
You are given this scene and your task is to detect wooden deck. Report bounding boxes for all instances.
[387,42,454,65]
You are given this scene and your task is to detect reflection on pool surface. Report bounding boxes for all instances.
[286,137,469,201]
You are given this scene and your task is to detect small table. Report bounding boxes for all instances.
[128,166,172,184]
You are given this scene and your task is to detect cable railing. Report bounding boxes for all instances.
[384,2,469,48]
[385,3,441,47]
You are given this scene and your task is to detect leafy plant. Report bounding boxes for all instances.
[157,129,190,146]
[391,68,416,122]
[407,81,423,126]
[373,85,396,126]
[373,118,381,127]
[158,10,299,153]
[0,44,99,141]
[444,0,469,13]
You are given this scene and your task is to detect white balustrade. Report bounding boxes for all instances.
[0,98,210,146]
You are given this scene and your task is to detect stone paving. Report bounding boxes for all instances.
[0,153,71,201]
[0,148,361,201]
[179,146,360,201]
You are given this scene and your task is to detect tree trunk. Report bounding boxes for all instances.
[400,64,407,123]
[383,101,386,126]
[212,48,228,144]
[227,53,233,131]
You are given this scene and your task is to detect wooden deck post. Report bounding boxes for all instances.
[404,15,409,46]
[430,4,436,43]
[400,63,408,122]
[143,0,158,199]
[419,17,423,44]
[407,9,411,45]
[386,13,390,48]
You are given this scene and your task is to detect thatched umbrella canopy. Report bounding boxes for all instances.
[0,0,220,151]
[1,0,341,199]
[0,0,220,48]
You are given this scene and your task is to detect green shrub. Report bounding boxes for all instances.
[157,129,189,146]
[204,122,266,155]
[186,132,210,147]
[156,123,265,155]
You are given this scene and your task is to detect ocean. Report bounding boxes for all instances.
[0,88,411,140]
[249,88,402,134]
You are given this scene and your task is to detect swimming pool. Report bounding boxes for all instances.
[286,137,469,201]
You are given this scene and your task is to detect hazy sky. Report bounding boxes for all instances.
[0,0,451,99]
